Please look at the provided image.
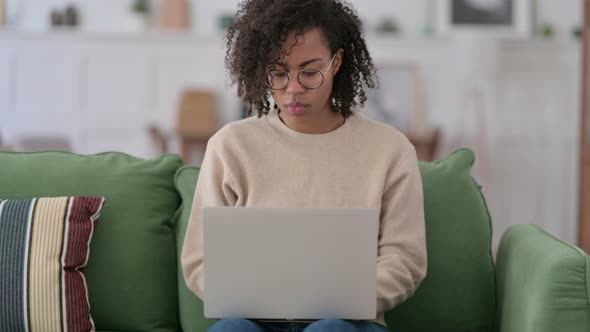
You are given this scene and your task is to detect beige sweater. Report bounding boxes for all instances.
[181,108,427,326]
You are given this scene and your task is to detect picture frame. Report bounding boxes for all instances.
[436,0,532,38]
[364,60,427,138]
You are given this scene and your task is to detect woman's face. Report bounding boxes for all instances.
[268,28,343,124]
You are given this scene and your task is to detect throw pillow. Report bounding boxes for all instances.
[385,149,496,332]
[0,196,105,332]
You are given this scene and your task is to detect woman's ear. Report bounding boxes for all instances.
[333,48,344,75]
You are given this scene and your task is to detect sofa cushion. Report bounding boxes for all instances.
[174,149,496,332]
[174,166,217,332]
[0,196,105,332]
[0,151,183,332]
[385,149,496,332]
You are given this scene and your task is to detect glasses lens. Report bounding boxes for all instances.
[298,69,324,89]
[266,70,289,90]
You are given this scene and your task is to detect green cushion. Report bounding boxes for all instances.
[0,151,183,332]
[174,166,217,332]
[385,149,496,332]
[174,149,496,332]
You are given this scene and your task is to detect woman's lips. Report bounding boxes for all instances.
[287,103,306,115]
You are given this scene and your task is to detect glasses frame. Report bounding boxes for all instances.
[265,53,337,90]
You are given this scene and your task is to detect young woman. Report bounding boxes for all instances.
[182,1,427,331]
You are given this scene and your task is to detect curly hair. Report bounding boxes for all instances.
[225,0,376,118]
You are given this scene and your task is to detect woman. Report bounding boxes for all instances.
[181,1,427,331]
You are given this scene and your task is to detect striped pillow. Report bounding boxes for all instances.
[0,196,105,332]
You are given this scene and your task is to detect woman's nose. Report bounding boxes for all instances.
[285,75,306,94]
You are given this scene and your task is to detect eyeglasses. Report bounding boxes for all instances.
[265,54,337,90]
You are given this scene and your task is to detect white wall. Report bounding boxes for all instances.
[0,32,580,250]
[7,0,582,39]
[0,0,584,249]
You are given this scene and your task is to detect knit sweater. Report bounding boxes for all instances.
[181,108,427,326]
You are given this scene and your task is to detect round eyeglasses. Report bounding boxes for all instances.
[265,54,337,90]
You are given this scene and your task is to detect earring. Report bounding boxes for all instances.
[273,103,278,110]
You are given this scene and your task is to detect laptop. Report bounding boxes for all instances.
[202,207,379,321]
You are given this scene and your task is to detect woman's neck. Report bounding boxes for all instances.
[278,109,345,134]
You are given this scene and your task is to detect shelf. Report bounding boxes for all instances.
[0,29,225,44]
[0,29,579,51]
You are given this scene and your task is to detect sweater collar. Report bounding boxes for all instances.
[265,108,355,144]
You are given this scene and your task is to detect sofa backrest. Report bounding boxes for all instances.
[173,149,497,332]
[0,151,184,332]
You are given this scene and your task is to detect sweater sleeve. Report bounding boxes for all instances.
[181,137,238,300]
[376,144,427,313]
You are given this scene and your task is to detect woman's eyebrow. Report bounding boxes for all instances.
[274,58,323,68]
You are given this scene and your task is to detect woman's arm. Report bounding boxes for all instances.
[181,137,238,299]
[376,145,427,313]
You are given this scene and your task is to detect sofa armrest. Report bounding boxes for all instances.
[495,224,590,332]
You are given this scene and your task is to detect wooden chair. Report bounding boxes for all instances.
[149,89,218,164]
[177,90,218,163]
[409,129,440,162]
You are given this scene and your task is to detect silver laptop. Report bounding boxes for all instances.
[202,207,379,321]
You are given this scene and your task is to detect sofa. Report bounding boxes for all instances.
[0,148,588,332]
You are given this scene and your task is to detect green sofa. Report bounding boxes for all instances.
[0,149,588,332]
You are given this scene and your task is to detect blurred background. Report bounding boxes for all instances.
[0,0,588,253]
